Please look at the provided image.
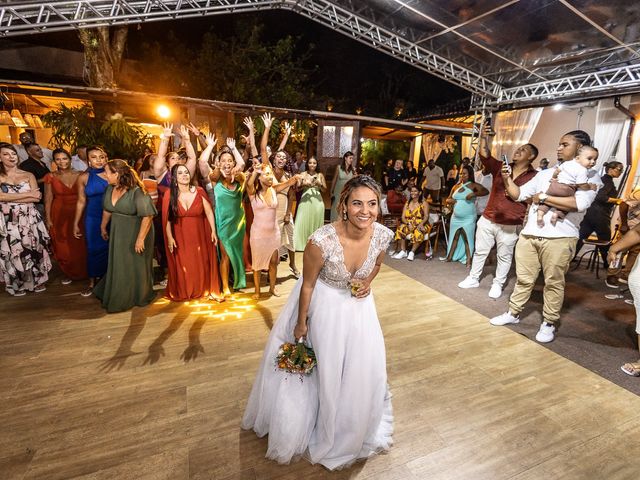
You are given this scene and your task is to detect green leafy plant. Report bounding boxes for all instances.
[43,104,151,163]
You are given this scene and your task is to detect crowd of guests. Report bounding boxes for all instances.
[0,113,354,314]
[382,126,640,376]
[2,119,640,377]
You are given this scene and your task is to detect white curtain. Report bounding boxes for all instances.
[593,96,630,173]
[421,133,457,163]
[490,107,543,160]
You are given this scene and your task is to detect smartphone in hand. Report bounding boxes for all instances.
[501,154,511,174]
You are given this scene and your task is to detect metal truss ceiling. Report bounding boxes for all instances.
[1,0,639,108]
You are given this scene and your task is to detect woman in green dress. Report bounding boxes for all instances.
[198,132,247,296]
[294,156,326,251]
[94,159,157,313]
[329,151,355,222]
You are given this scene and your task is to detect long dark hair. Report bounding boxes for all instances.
[0,142,18,176]
[106,159,145,193]
[406,185,424,205]
[340,151,355,174]
[168,163,191,223]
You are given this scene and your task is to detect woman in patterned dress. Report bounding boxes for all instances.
[0,143,51,296]
[391,185,432,260]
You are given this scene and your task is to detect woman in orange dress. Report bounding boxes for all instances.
[44,148,87,283]
[162,163,222,302]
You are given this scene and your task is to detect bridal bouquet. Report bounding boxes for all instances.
[276,340,317,376]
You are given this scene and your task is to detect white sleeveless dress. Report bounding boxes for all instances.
[242,222,394,470]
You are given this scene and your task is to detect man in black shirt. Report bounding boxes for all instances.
[385,159,408,191]
[19,143,50,216]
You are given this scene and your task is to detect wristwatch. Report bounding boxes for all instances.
[538,193,548,204]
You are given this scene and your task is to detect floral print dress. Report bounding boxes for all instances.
[0,181,52,294]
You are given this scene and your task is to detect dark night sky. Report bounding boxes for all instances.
[7,10,468,117]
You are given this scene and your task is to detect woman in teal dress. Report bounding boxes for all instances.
[94,159,157,313]
[198,133,247,296]
[294,157,326,251]
[329,151,355,222]
[442,165,488,265]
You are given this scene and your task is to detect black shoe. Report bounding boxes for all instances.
[605,277,619,289]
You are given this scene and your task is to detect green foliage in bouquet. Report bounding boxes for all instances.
[276,341,317,376]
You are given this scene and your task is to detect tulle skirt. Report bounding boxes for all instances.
[242,278,393,470]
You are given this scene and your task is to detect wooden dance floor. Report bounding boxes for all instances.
[2,262,640,479]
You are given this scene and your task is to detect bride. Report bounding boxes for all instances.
[242,175,394,470]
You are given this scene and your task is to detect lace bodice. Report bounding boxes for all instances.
[309,222,393,289]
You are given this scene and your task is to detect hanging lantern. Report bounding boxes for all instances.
[10,109,28,127]
[0,110,15,126]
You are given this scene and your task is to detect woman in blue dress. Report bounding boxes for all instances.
[73,146,110,296]
[442,164,488,265]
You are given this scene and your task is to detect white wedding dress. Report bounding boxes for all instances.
[242,222,394,470]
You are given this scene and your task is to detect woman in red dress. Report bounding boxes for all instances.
[162,163,222,302]
[44,148,87,283]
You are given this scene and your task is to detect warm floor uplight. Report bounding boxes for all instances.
[156,104,171,120]
[184,294,257,321]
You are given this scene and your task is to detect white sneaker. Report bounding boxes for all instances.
[489,311,519,326]
[388,250,396,257]
[407,251,415,261]
[488,284,502,299]
[535,322,556,343]
[393,251,407,259]
[458,276,480,289]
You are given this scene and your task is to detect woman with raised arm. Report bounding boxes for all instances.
[329,151,356,221]
[294,156,326,251]
[246,159,299,300]
[162,163,222,302]
[243,175,395,469]
[73,145,109,296]
[153,123,197,281]
[0,143,51,295]
[441,164,489,266]
[272,148,300,277]
[94,159,157,313]
[44,148,87,284]
[198,133,247,297]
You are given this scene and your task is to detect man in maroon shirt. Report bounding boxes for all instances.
[458,131,538,298]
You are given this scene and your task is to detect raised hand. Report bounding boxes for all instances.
[179,124,190,139]
[243,116,255,132]
[284,121,292,135]
[186,122,201,137]
[162,122,174,139]
[261,112,273,129]
[205,132,217,148]
[226,137,236,150]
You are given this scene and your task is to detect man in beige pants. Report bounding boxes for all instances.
[489,130,600,343]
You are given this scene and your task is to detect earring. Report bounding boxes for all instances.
[342,211,348,221]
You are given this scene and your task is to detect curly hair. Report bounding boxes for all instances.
[106,159,145,193]
[336,175,382,219]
